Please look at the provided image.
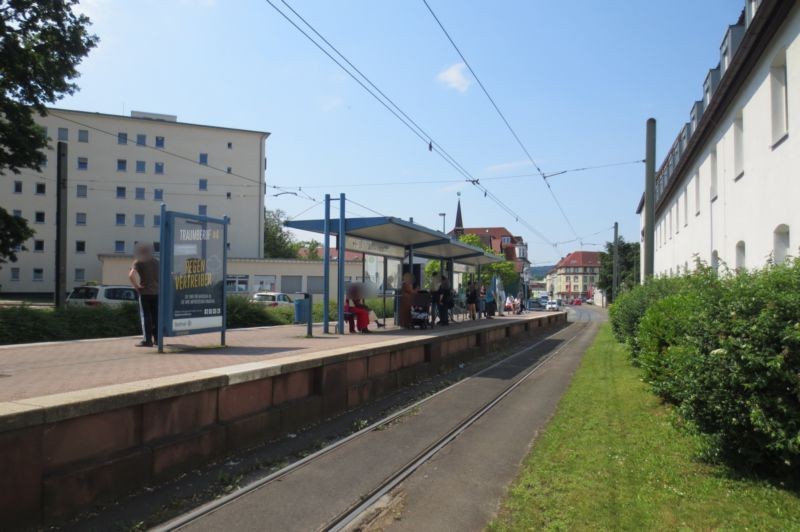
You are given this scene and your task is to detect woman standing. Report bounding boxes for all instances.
[466,281,478,320]
[438,275,451,326]
[398,272,416,328]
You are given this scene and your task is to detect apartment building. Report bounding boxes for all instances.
[1,108,269,294]
[637,0,799,276]
[545,251,601,300]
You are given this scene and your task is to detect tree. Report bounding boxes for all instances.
[0,0,98,174]
[422,233,519,291]
[598,237,640,302]
[298,239,322,260]
[0,208,34,267]
[263,209,300,258]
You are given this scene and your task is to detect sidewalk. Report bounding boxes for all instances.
[0,317,535,402]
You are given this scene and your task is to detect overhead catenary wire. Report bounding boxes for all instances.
[264,0,559,250]
[421,0,581,241]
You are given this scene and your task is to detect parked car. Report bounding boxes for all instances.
[545,300,559,311]
[251,291,293,307]
[585,298,594,305]
[66,285,139,307]
[571,298,582,305]
[526,299,545,311]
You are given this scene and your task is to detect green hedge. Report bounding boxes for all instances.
[0,295,395,346]
[610,261,800,477]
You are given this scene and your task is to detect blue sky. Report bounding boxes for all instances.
[66,0,742,264]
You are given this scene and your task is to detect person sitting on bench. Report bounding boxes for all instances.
[344,283,380,333]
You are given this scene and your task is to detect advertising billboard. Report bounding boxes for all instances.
[158,208,228,351]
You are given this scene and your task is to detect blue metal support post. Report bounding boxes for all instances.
[337,193,346,335]
[323,195,331,334]
[157,203,167,353]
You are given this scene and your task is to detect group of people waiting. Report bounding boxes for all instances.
[398,271,453,328]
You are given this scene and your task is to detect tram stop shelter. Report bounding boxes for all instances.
[285,210,500,334]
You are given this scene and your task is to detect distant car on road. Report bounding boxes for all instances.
[585,298,594,305]
[251,291,294,307]
[526,299,545,311]
[67,285,139,307]
[571,298,582,305]
[545,300,559,311]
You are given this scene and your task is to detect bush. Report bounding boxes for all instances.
[610,260,800,477]
[0,304,141,345]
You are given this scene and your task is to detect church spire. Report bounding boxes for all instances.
[454,193,464,236]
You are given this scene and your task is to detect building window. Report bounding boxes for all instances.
[135,187,145,200]
[13,209,21,218]
[227,142,232,149]
[116,213,126,226]
[735,241,746,270]
[77,157,88,170]
[10,268,20,281]
[154,188,163,201]
[199,178,208,191]
[114,240,125,253]
[116,186,126,199]
[155,136,165,148]
[33,268,44,281]
[153,241,160,253]
[198,204,207,216]
[709,149,718,201]
[134,214,145,227]
[118,159,129,172]
[226,192,232,199]
[78,129,89,142]
[77,184,88,198]
[199,153,208,165]
[771,51,788,145]
[75,268,85,282]
[153,214,161,227]
[774,224,790,263]
[75,240,86,253]
[34,211,45,224]
[13,181,22,194]
[76,212,87,225]
[34,240,44,252]
[226,167,232,174]
[226,274,250,293]
[154,162,164,174]
[136,134,146,146]
[136,160,146,173]
[57,127,68,141]
[42,155,47,167]
[683,187,688,226]
[118,132,128,144]
[35,183,46,195]
[733,113,744,178]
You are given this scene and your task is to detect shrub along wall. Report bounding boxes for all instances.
[610,261,800,477]
[0,296,394,346]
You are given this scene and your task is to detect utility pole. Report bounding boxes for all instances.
[644,118,656,281]
[55,141,68,309]
[612,221,620,302]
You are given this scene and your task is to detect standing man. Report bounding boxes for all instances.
[429,271,441,326]
[129,242,160,347]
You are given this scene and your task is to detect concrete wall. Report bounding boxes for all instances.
[99,255,365,296]
[0,313,567,529]
[0,108,268,294]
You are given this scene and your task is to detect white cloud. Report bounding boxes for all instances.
[436,63,471,93]
[485,160,532,173]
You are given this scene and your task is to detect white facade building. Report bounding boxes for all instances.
[638,0,799,276]
[1,108,268,294]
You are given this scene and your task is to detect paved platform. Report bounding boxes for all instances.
[0,315,554,403]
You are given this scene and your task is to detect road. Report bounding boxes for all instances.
[156,305,606,531]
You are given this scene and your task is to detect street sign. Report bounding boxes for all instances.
[344,235,405,258]
[158,207,228,352]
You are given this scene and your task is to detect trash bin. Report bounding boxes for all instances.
[294,298,309,324]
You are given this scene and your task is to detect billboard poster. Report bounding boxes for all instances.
[159,209,228,349]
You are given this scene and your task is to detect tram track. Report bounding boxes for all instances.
[153,314,594,532]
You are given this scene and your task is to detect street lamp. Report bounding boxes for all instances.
[438,212,446,233]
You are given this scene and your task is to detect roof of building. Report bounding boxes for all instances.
[46,107,271,137]
[454,199,464,230]
[635,0,791,216]
[554,251,601,269]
